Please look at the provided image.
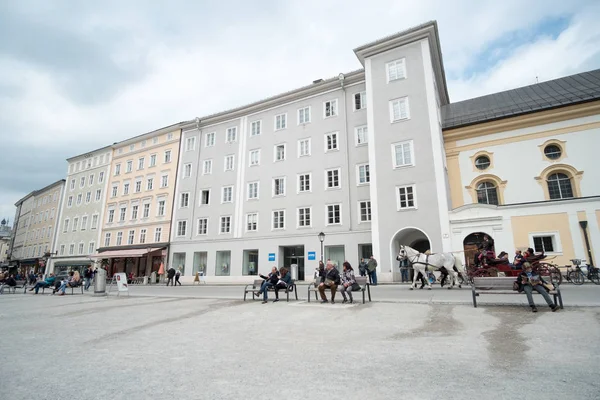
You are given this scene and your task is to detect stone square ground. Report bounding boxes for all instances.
[0,290,599,400]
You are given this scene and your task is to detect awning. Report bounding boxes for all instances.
[90,248,161,259]
[54,261,93,267]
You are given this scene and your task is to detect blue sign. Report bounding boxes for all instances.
[268,253,276,262]
[307,251,316,261]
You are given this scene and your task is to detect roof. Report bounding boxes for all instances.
[442,69,600,129]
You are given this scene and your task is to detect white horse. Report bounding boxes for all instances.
[397,245,465,290]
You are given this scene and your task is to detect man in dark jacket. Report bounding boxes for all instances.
[166,267,176,286]
[518,262,558,313]
[318,262,341,304]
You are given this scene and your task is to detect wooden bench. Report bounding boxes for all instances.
[471,277,563,309]
[41,281,84,295]
[307,276,371,304]
[243,279,298,302]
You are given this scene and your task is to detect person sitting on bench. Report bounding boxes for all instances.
[29,273,56,294]
[338,262,360,304]
[518,262,558,313]
[273,267,292,303]
[318,262,341,304]
[56,271,81,296]
[257,267,279,304]
[0,274,17,294]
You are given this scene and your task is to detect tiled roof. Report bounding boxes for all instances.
[442,69,600,129]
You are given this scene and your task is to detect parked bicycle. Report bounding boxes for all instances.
[565,259,599,285]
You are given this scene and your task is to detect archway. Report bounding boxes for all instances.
[390,227,431,282]
[463,232,494,268]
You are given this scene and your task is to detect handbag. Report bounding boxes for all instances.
[324,278,335,286]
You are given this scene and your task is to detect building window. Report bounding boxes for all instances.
[298,138,311,157]
[186,136,196,151]
[131,205,138,219]
[60,245,65,255]
[387,58,406,82]
[107,209,115,223]
[357,164,370,185]
[326,169,340,189]
[475,155,491,170]
[95,189,102,201]
[354,91,366,110]
[164,150,172,163]
[224,155,235,171]
[298,106,311,124]
[77,242,84,255]
[393,141,414,168]
[359,201,371,222]
[325,132,339,152]
[246,213,258,231]
[89,174,95,185]
[248,182,259,200]
[476,182,499,205]
[298,207,311,227]
[157,200,166,216]
[147,178,154,190]
[200,189,210,205]
[183,163,192,178]
[167,132,174,140]
[139,229,146,244]
[69,244,75,255]
[119,207,126,221]
[205,132,215,147]
[143,203,150,218]
[126,160,133,173]
[273,177,286,196]
[275,113,287,130]
[85,192,91,204]
[63,219,69,233]
[397,185,416,209]
[274,144,286,162]
[150,154,157,167]
[251,120,261,136]
[161,175,168,188]
[203,160,213,175]
[76,194,82,205]
[180,193,190,208]
[326,204,341,225]
[111,185,118,197]
[544,144,562,160]
[99,171,105,183]
[153,137,158,144]
[272,210,285,229]
[88,242,95,254]
[154,227,162,242]
[390,97,410,122]
[127,230,135,245]
[298,173,311,193]
[91,215,98,229]
[177,221,187,237]
[80,177,85,188]
[324,99,338,118]
[81,216,88,230]
[355,126,368,145]
[116,232,123,246]
[129,144,135,151]
[197,218,208,235]
[220,216,231,234]
[222,186,233,203]
[226,127,237,143]
[70,179,75,190]
[67,196,73,207]
[547,173,574,199]
[104,233,111,246]
[249,149,260,166]
[532,235,558,253]
[138,157,145,170]
[123,183,130,195]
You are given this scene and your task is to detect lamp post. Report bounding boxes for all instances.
[318,232,325,263]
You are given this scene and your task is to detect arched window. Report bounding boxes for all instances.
[547,173,573,199]
[476,182,499,205]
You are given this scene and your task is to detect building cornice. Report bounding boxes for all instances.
[112,122,187,149]
[66,145,113,162]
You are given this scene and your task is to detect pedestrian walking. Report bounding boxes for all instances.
[175,268,182,286]
[84,266,93,291]
[367,256,378,286]
[166,267,176,286]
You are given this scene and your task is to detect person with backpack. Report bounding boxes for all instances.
[175,268,182,286]
[166,267,176,286]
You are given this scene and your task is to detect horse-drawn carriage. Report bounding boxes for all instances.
[466,251,562,285]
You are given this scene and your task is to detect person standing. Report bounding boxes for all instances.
[358,258,368,277]
[397,256,409,283]
[84,267,93,291]
[175,268,182,286]
[318,262,341,304]
[166,267,176,286]
[367,256,378,286]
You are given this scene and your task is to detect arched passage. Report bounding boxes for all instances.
[390,227,431,282]
[463,232,494,268]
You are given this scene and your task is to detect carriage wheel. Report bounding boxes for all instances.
[485,267,499,277]
[537,263,563,286]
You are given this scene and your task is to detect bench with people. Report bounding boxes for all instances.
[28,271,83,295]
[243,266,296,303]
[307,261,371,304]
[0,273,26,294]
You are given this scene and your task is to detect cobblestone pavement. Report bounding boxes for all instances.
[0,293,599,400]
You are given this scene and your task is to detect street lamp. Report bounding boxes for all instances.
[318,232,325,263]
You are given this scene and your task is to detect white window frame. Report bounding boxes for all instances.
[154,227,162,242]
[354,91,366,110]
[274,113,287,131]
[183,163,192,178]
[356,163,370,185]
[205,132,216,147]
[147,178,154,190]
[274,143,286,162]
[298,138,311,157]
[95,189,102,201]
[177,220,187,237]
[396,184,417,210]
[247,181,259,200]
[221,186,233,204]
[138,157,145,170]
[127,230,135,245]
[142,203,150,218]
[149,154,157,167]
[355,125,368,146]
[249,149,261,166]
[224,155,235,171]
[358,201,372,223]
[324,131,339,152]
[389,97,410,122]
[164,150,172,163]
[297,207,312,228]
[325,168,341,190]
[391,140,415,168]
[528,232,563,254]
[326,204,342,226]
[89,173,95,186]
[298,106,311,125]
[250,120,262,137]
[91,214,98,229]
[226,127,237,143]
[104,233,111,247]
[323,98,338,118]
[246,213,258,232]
[272,210,285,230]
[199,189,210,206]
[98,171,105,183]
[186,136,196,151]
[107,209,115,224]
[139,229,147,244]
[197,218,208,235]
[297,173,311,194]
[386,58,407,82]
[203,159,213,175]
[272,177,286,197]
[219,216,232,234]
[180,192,190,208]
[157,199,166,216]
[126,160,133,173]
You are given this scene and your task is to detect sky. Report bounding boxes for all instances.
[1,0,599,224]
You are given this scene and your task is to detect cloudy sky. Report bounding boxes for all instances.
[1,0,599,223]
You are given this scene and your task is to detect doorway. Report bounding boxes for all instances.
[282,246,305,281]
[463,232,494,268]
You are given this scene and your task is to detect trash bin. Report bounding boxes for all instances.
[150,271,157,285]
[143,276,148,285]
[94,268,107,295]
[291,264,298,281]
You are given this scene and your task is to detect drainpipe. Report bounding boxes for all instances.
[579,221,595,266]
[339,73,353,232]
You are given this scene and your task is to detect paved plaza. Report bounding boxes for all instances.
[1,285,599,400]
